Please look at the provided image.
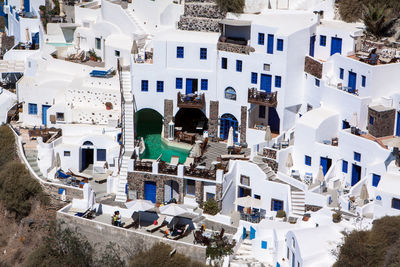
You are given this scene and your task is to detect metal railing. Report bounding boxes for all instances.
[248,88,277,107]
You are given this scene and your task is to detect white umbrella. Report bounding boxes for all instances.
[286,153,293,168]
[190,140,202,158]
[159,203,188,216]
[76,32,80,50]
[360,184,369,201]
[234,196,262,208]
[265,126,272,142]
[131,40,138,54]
[59,0,65,17]
[125,199,154,211]
[318,165,325,184]
[227,126,234,147]
[53,152,61,169]
[350,112,358,128]
[25,28,30,43]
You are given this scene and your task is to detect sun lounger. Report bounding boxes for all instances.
[124,218,139,229]
[184,157,194,167]
[145,215,167,233]
[168,225,190,240]
[170,156,179,166]
[220,154,247,160]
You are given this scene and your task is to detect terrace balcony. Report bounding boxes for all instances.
[177,92,205,109]
[217,19,254,55]
[248,88,277,107]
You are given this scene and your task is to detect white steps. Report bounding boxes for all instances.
[291,191,305,216]
[230,240,267,267]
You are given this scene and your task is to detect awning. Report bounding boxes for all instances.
[219,19,252,27]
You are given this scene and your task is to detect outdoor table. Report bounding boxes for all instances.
[195,165,206,170]
[202,232,212,238]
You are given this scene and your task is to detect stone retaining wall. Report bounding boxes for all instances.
[217,42,255,55]
[184,2,225,19]
[304,56,323,79]
[178,16,221,32]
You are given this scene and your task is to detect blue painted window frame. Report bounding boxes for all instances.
[275,76,282,88]
[141,80,148,92]
[320,35,326,46]
[156,81,164,92]
[315,78,320,87]
[251,72,257,84]
[339,68,344,79]
[221,57,227,69]
[342,160,348,173]
[200,48,207,60]
[28,103,37,115]
[176,78,183,89]
[372,174,381,187]
[354,152,361,162]
[258,33,265,45]
[362,75,366,87]
[305,155,311,166]
[201,79,208,90]
[176,46,184,58]
[236,60,242,72]
[267,34,274,54]
[392,198,400,210]
[97,149,106,161]
[277,39,284,51]
[272,199,283,211]
[261,241,267,249]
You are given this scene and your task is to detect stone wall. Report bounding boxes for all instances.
[57,211,207,263]
[304,56,323,79]
[184,2,225,19]
[240,106,247,145]
[178,16,221,32]
[263,158,278,173]
[368,106,395,138]
[208,101,219,139]
[217,42,255,55]
[164,99,174,139]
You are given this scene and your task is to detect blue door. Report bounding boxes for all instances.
[220,114,238,142]
[268,107,280,133]
[242,227,247,239]
[32,32,39,45]
[396,111,400,136]
[330,37,342,55]
[351,164,361,186]
[250,226,256,240]
[186,79,193,94]
[24,0,30,12]
[144,181,157,203]
[320,157,331,175]
[267,34,274,54]
[348,71,357,93]
[261,74,272,93]
[42,105,51,126]
[309,35,315,57]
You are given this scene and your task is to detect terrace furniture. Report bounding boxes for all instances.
[168,224,190,240]
[179,132,196,145]
[184,157,194,167]
[220,154,248,160]
[145,215,167,233]
[170,156,179,166]
[304,172,313,185]
[124,218,139,229]
[193,230,210,245]
[291,170,300,180]
[89,68,113,78]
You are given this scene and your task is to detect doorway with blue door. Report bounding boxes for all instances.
[164,180,179,202]
[331,37,342,55]
[260,74,272,93]
[320,157,332,175]
[144,181,157,203]
[309,35,316,57]
[80,141,94,172]
[186,78,198,95]
[268,107,280,134]
[220,113,238,142]
[237,186,251,212]
[42,105,51,126]
[348,71,357,93]
[351,164,361,186]
[396,111,400,136]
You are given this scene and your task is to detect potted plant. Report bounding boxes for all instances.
[332,209,342,223]
[105,102,113,110]
[276,210,286,218]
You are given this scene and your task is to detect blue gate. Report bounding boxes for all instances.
[309,35,315,57]
[348,71,357,93]
[351,164,361,186]
[220,114,238,142]
[330,37,342,55]
[144,181,157,203]
[42,105,51,126]
[260,74,272,93]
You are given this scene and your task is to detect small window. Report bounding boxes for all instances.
[292,237,295,248]
[64,151,71,157]
[261,241,267,249]
[95,37,101,49]
[315,78,320,87]
[186,179,195,195]
[240,175,250,186]
[56,112,64,121]
[259,105,266,119]
[200,48,207,60]
[307,104,313,111]
[97,149,106,161]
[251,72,257,84]
[115,50,120,57]
[141,80,148,92]
[258,33,265,45]
[28,103,37,115]
[277,39,284,51]
[224,87,236,100]
[201,79,208,90]
[305,155,311,166]
[354,152,361,162]
[263,64,270,71]
[254,194,261,200]
[176,78,183,89]
[362,75,366,87]
[339,68,344,79]
[372,174,381,187]
[275,76,282,88]
[221,57,227,69]
[342,160,348,173]
[287,247,290,259]
[320,35,326,46]
[176,46,184,58]
[206,193,215,200]
[271,199,283,211]
[369,115,374,125]
[342,120,350,129]
[392,198,400,210]
[236,60,242,72]
[156,81,164,92]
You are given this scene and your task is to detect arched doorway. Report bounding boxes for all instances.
[164,180,179,202]
[175,108,208,133]
[81,141,95,171]
[135,108,163,138]
[220,113,238,142]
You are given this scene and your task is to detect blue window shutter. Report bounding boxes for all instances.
[277,39,284,51]
[236,60,242,72]
[392,198,400,210]
[258,33,265,45]
[28,103,37,115]
[221,57,227,69]
[320,35,326,46]
[97,149,106,161]
[372,174,381,187]
[267,34,274,54]
[362,75,366,87]
[200,48,207,59]
[251,72,257,84]
[261,241,267,249]
[354,152,361,162]
[176,78,183,89]
[201,79,208,90]
[342,160,348,173]
[315,78,320,87]
[339,68,344,79]
[141,80,148,91]
[275,76,281,88]
[157,81,164,92]
[176,46,184,58]
[305,155,311,166]
[369,116,374,125]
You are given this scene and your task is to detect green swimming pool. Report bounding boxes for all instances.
[47,42,73,47]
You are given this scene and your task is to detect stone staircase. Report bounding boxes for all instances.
[0,60,25,73]
[230,239,266,267]
[115,70,135,202]
[124,9,146,36]
[25,150,45,180]
[291,191,305,216]
[252,155,277,180]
